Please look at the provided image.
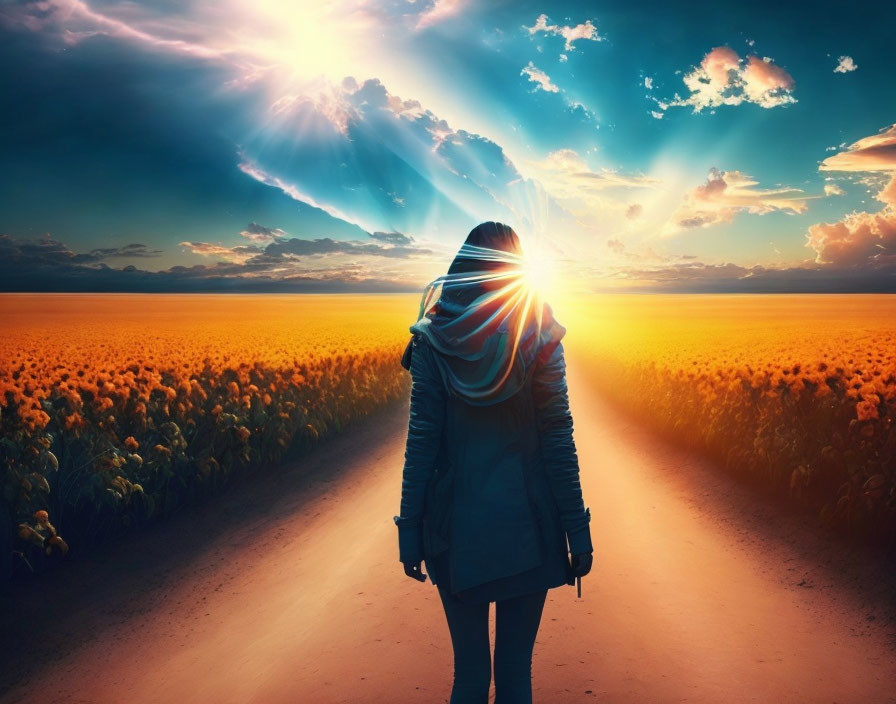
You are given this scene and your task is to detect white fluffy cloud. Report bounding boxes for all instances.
[519,63,599,122]
[833,55,857,73]
[524,13,601,51]
[520,61,559,93]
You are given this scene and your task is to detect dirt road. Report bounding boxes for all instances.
[2,349,895,703]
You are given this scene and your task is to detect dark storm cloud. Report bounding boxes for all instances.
[369,230,415,246]
[0,234,419,293]
[181,227,430,262]
[264,236,428,259]
[0,232,424,293]
[4,228,893,294]
[601,260,896,293]
[80,243,164,259]
[0,233,160,265]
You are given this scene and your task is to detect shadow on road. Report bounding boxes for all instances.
[0,397,410,699]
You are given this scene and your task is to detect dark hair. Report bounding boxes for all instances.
[441,222,524,306]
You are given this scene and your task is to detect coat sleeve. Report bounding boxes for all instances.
[393,334,447,564]
[531,341,593,556]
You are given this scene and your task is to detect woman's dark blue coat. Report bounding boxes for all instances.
[393,331,593,603]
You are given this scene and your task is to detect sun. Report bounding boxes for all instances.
[520,245,562,302]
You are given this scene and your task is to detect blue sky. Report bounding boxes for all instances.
[1,0,895,293]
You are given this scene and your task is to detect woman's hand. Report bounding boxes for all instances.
[570,552,593,578]
[403,560,428,582]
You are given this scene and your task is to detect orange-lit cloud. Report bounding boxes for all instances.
[180,241,263,263]
[606,238,625,254]
[806,124,896,267]
[626,204,644,219]
[666,167,810,233]
[819,124,896,172]
[415,0,468,30]
[656,46,796,114]
[805,188,896,267]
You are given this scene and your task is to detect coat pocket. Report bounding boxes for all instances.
[423,461,453,557]
[530,472,569,559]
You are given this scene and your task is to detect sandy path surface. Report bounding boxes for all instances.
[2,349,896,704]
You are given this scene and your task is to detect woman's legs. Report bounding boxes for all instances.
[437,586,492,704]
[493,589,548,704]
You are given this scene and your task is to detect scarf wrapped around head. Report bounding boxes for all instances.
[401,221,566,406]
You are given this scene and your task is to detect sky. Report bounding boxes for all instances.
[1,0,895,294]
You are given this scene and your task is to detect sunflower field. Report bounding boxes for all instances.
[4,291,895,581]
[559,293,896,544]
[0,293,417,580]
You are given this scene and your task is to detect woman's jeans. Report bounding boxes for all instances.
[437,586,548,704]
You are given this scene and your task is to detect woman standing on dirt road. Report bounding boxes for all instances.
[393,221,594,704]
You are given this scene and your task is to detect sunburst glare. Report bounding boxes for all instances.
[414,239,562,399]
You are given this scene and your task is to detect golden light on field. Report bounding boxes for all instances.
[0,293,421,571]
[554,293,896,540]
[2,292,895,560]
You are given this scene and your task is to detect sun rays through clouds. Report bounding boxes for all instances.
[0,1,894,293]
